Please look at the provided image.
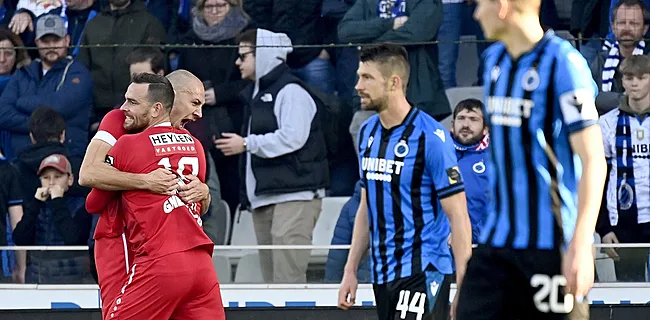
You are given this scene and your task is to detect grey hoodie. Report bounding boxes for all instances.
[243,29,325,209]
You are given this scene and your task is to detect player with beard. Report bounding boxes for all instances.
[79,70,210,318]
[450,99,491,243]
[337,43,472,320]
[93,73,223,319]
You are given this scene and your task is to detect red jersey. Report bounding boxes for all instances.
[107,122,213,262]
[88,109,128,240]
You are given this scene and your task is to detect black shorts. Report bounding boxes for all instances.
[456,246,589,320]
[373,267,452,320]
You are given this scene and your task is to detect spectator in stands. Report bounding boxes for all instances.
[78,0,166,127]
[598,55,650,282]
[177,0,251,215]
[0,147,26,283]
[324,181,370,284]
[321,0,358,104]
[13,154,93,284]
[450,98,490,242]
[437,0,488,89]
[605,0,650,47]
[216,29,328,283]
[0,28,29,92]
[591,0,650,93]
[338,0,450,121]
[8,0,100,57]
[0,14,92,161]
[126,46,165,78]
[243,0,335,94]
[571,0,614,65]
[15,107,86,204]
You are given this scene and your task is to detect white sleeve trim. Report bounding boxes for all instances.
[92,130,117,146]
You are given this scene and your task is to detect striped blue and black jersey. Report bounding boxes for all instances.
[479,30,599,250]
[358,107,464,285]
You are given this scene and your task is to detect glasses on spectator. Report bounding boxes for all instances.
[238,51,253,61]
[203,2,228,11]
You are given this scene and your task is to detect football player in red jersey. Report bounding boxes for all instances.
[79,70,210,318]
[97,73,223,320]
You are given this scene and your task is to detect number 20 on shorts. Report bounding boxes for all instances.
[396,290,426,320]
[531,274,574,314]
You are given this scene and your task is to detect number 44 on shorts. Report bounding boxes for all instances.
[396,290,426,320]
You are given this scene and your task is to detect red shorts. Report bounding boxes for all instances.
[103,248,225,320]
[95,234,134,317]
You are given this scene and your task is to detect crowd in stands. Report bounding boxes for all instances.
[0,0,646,285]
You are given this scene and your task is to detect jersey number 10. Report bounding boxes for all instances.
[157,157,199,178]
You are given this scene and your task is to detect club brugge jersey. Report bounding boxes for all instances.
[479,30,599,250]
[358,107,464,284]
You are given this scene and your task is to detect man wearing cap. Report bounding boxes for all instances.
[12,153,93,284]
[0,13,93,162]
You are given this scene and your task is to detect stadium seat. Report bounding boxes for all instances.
[212,255,232,284]
[593,233,617,282]
[220,200,232,246]
[312,197,349,257]
[230,205,257,246]
[234,253,264,283]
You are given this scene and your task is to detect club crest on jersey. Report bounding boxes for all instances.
[472,161,486,174]
[638,129,645,140]
[491,66,501,82]
[394,140,409,157]
[149,133,196,156]
[521,68,540,91]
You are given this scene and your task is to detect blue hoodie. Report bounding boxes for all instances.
[454,136,491,242]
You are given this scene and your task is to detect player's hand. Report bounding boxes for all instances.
[49,185,65,199]
[145,168,179,195]
[563,241,595,302]
[338,271,358,310]
[35,187,49,201]
[178,175,209,204]
[601,232,620,261]
[215,133,246,156]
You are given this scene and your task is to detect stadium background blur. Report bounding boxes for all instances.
[0,0,647,319]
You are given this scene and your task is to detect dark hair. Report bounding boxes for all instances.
[131,73,175,111]
[453,98,486,127]
[0,27,30,73]
[29,106,65,143]
[612,0,650,25]
[236,28,257,48]
[620,54,650,76]
[126,47,165,74]
[359,43,410,89]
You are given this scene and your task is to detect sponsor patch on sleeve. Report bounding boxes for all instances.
[446,166,461,185]
[104,155,114,166]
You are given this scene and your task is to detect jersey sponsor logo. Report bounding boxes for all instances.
[632,144,650,154]
[446,166,461,184]
[362,157,405,182]
[486,96,535,127]
[149,133,196,156]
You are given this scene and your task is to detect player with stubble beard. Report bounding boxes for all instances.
[79,70,210,319]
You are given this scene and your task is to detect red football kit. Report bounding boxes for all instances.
[86,109,135,318]
[103,122,223,320]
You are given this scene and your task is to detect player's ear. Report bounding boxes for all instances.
[498,0,508,19]
[68,174,74,187]
[152,102,164,118]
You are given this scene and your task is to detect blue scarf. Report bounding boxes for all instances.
[615,112,639,225]
[377,0,406,19]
